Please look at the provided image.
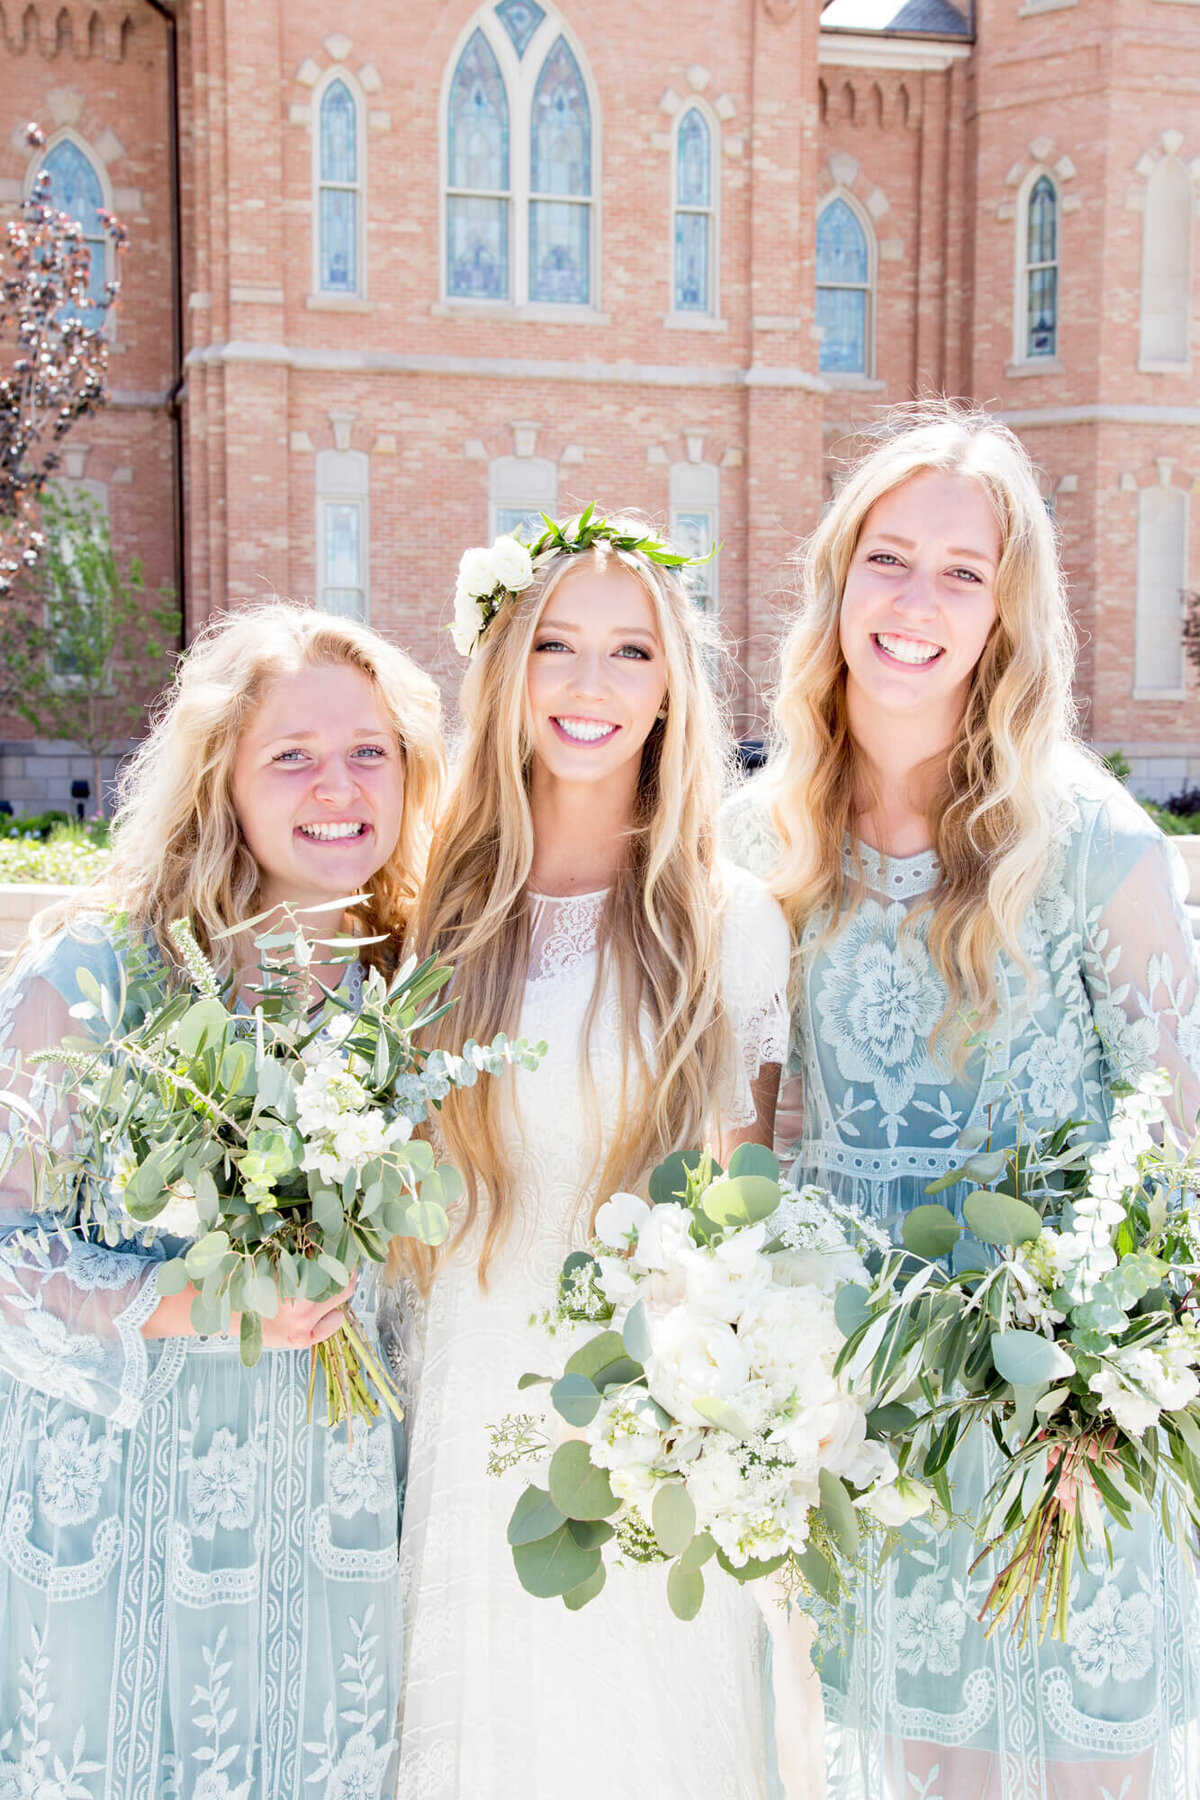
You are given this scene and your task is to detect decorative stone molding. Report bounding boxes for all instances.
[1124,131,1200,215]
[994,138,1078,221]
[817,156,901,264]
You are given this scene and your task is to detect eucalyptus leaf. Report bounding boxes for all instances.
[667,1562,705,1621]
[239,1308,263,1367]
[507,1485,566,1547]
[817,1469,860,1560]
[796,1544,840,1602]
[693,1396,752,1440]
[561,1558,607,1610]
[397,1200,449,1246]
[244,1272,280,1319]
[834,1283,872,1341]
[902,1205,963,1260]
[648,1151,704,1207]
[155,1256,190,1297]
[565,1331,629,1384]
[701,1175,782,1228]
[547,1441,618,1521]
[185,1230,232,1280]
[726,1143,781,1183]
[517,1372,551,1390]
[566,1518,615,1550]
[175,999,230,1059]
[678,1530,717,1572]
[512,1524,600,1599]
[963,1190,1042,1247]
[963,1150,1008,1184]
[550,1372,602,1427]
[652,1483,697,1558]
[622,1299,653,1365]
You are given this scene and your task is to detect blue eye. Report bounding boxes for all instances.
[353,744,388,759]
[273,749,307,764]
[867,552,903,568]
[616,644,651,660]
[950,568,983,584]
[533,638,570,653]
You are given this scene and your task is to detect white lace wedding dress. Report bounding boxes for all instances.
[388,865,791,1800]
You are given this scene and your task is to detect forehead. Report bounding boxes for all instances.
[539,559,661,632]
[246,662,387,736]
[862,469,1001,556]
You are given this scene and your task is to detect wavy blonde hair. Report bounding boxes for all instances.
[405,519,735,1286]
[25,602,445,971]
[765,403,1077,1032]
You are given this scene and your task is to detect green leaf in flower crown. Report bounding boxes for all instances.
[653,1482,696,1558]
[692,1396,752,1440]
[700,1175,781,1228]
[507,1484,566,1546]
[902,1204,963,1260]
[174,999,230,1060]
[566,1518,614,1550]
[818,1469,860,1560]
[667,1561,705,1621]
[547,1441,619,1521]
[990,1329,1075,1387]
[156,1256,190,1297]
[726,1143,781,1184]
[963,1191,1042,1247]
[512,1522,601,1598]
[622,1299,653,1365]
[239,1307,263,1367]
[550,1372,601,1426]
[649,1150,705,1206]
[562,1558,607,1611]
[834,1283,872,1341]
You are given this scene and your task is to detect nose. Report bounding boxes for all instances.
[569,646,610,700]
[311,755,357,806]
[891,562,938,622]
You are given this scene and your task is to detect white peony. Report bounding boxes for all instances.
[451,582,485,657]
[859,1472,935,1527]
[675,1221,773,1324]
[587,1392,666,1470]
[643,1307,752,1428]
[457,545,499,598]
[632,1201,693,1273]
[489,534,535,591]
[594,1191,651,1250]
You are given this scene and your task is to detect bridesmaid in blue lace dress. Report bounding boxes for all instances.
[724,406,1200,1800]
[0,605,443,1798]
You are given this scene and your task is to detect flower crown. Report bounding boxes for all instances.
[450,504,715,658]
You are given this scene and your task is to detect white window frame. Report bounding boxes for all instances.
[315,449,370,621]
[42,477,111,688]
[1140,155,1194,371]
[1013,167,1060,367]
[489,453,557,541]
[29,130,114,334]
[312,69,367,300]
[669,462,720,614]
[1134,482,1188,699]
[814,189,876,380]
[668,101,720,324]
[440,6,602,317]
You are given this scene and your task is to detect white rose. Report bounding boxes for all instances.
[489,534,535,591]
[457,545,499,599]
[632,1201,693,1274]
[858,1473,935,1527]
[608,1461,658,1514]
[451,582,485,657]
[154,1187,201,1238]
[676,1221,773,1324]
[643,1307,752,1428]
[594,1191,651,1250]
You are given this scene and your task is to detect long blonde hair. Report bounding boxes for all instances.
[25,602,445,970]
[766,403,1077,1028]
[408,520,734,1285]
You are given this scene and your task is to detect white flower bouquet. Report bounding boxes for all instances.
[838,1071,1200,1642]
[491,1145,922,1618]
[20,906,543,1426]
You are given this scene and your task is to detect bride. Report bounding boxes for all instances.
[388,516,793,1798]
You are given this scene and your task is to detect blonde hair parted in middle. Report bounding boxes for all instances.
[765,401,1078,1033]
[411,518,734,1285]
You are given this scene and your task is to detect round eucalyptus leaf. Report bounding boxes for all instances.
[701,1175,782,1228]
[902,1205,963,1260]
[562,1558,607,1611]
[398,1200,449,1246]
[678,1529,717,1572]
[506,1484,566,1547]
[155,1256,191,1297]
[548,1440,619,1521]
[174,999,230,1059]
[667,1561,705,1621]
[648,1151,703,1207]
[990,1329,1075,1387]
[652,1483,697,1558]
[550,1371,602,1427]
[963,1190,1043,1247]
[239,1307,263,1368]
[566,1518,614,1550]
[963,1150,1009,1184]
[715,1546,787,1582]
[726,1143,781,1184]
[565,1330,627,1384]
[512,1523,600,1598]
[834,1283,872,1341]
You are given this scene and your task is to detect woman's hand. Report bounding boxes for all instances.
[143,1276,357,1345]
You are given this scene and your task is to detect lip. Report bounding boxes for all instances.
[550,716,620,747]
[871,632,944,671]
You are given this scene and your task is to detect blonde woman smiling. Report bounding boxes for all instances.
[725,407,1200,1800]
[392,516,792,1799]
[0,604,443,1796]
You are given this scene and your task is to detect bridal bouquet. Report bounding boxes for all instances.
[837,1071,1200,1643]
[23,905,543,1426]
[491,1145,923,1619]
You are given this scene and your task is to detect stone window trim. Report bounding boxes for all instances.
[311,66,368,303]
[815,187,877,380]
[26,129,116,341]
[315,448,370,622]
[440,5,602,315]
[1011,165,1061,371]
[667,98,722,327]
[669,459,720,615]
[488,450,558,542]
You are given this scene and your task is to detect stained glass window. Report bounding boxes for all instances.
[322,501,366,619]
[447,29,511,300]
[816,197,870,374]
[1025,175,1057,359]
[318,81,359,293]
[671,509,716,610]
[529,36,591,305]
[42,140,106,323]
[674,107,714,314]
[495,0,544,57]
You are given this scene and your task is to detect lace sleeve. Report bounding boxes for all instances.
[0,928,181,1427]
[718,778,782,883]
[1076,798,1200,1136]
[719,864,792,1129]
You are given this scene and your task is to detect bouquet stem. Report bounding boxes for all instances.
[311,1304,405,1434]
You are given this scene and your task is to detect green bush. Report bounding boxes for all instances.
[0,824,112,885]
[1142,802,1200,837]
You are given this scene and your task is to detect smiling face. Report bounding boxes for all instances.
[525,557,668,805]
[230,662,406,917]
[838,469,1002,741]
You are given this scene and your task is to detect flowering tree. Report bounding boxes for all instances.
[0,123,127,596]
[1183,589,1200,679]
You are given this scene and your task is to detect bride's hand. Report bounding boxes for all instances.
[144,1275,357,1345]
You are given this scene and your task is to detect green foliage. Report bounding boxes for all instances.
[0,825,111,885]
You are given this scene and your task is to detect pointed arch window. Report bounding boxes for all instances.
[673,106,716,315]
[816,195,872,375]
[317,78,363,296]
[41,139,108,325]
[447,29,511,300]
[1023,174,1058,359]
[1141,157,1192,367]
[529,36,592,304]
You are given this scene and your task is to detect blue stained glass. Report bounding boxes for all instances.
[674,211,710,312]
[1027,175,1056,268]
[816,284,866,373]
[1026,266,1057,358]
[529,200,589,304]
[320,80,356,184]
[816,198,867,285]
[449,30,509,193]
[677,109,711,208]
[43,139,106,318]
[448,195,509,299]
[531,37,590,197]
[320,188,356,292]
[495,0,545,56]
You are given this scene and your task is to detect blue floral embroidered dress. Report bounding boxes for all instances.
[0,920,404,1800]
[724,763,1200,1800]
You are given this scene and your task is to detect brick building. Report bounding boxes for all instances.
[0,0,1197,806]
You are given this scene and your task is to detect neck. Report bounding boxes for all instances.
[528,764,638,895]
[846,684,960,856]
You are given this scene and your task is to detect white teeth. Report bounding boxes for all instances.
[298,822,367,841]
[876,633,942,666]
[556,718,616,742]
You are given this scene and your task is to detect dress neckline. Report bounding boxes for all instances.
[844,837,941,901]
[527,886,611,903]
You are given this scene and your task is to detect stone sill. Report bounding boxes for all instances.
[1133,689,1188,702]
[1138,358,1192,375]
[431,301,611,326]
[1004,357,1065,378]
[662,313,729,332]
[822,373,886,391]
[306,295,377,314]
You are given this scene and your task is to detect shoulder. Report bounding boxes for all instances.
[718,776,781,882]
[4,913,129,1009]
[717,860,791,997]
[1046,749,1186,911]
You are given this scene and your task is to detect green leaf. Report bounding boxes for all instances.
[243,1272,280,1319]
[963,1150,1008,1184]
[174,998,230,1059]
[565,1331,629,1384]
[547,1440,619,1521]
[963,1190,1043,1247]
[726,1143,781,1183]
[834,1283,872,1341]
[310,1187,344,1238]
[397,1200,450,1246]
[561,1558,607,1610]
[1071,1299,1127,1336]
[866,1402,917,1436]
[155,1257,190,1297]
[796,1544,840,1602]
[507,1485,567,1547]
[700,1175,782,1228]
[692,1396,752,1439]
[185,1230,232,1280]
[648,1151,704,1206]
[622,1299,653,1365]
[678,1529,717,1572]
[653,1483,697,1557]
[239,1308,263,1366]
[715,1546,788,1582]
[990,1329,1075,1386]
[566,1518,614,1550]
[512,1523,600,1599]
[817,1469,860,1560]
[667,1561,705,1621]
[517,1372,551,1390]
[902,1204,963,1260]
[550,1372,602,1426]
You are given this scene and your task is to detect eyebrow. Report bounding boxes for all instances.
[870,531,996,567]
[261,727,388,745]
[537,619,659,639]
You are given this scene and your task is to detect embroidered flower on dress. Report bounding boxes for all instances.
[187,1428,258,1539]
[35,1416,112,1526]
[326,1427,393,1519]
[1016,1032,1086,1122]
[893,1572,967,1677]
[322,1729,393,1800]
[1068,1581,1155,1688]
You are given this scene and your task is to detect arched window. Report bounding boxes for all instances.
[489,452,557,540]
[447,28,511,300]
[443,8,596,311]
[673,106,716,316]
[1141,157,1192,367]
[1022,174,1058,360]
[816,195,872,375]
[1135,484,1187,694]
[41,138,107,324]
[316,77,363,296]
[670,461,720,613]
[316,450,369,620]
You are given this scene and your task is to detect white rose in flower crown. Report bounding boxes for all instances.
[457,545,500,599]
[452,583,485,657]
[594,1191,651,1250]
[489,534,535,592]
[643,1307,752,1428]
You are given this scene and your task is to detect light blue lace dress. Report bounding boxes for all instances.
[0,919,404,1800]
[724,764,1200,1800]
